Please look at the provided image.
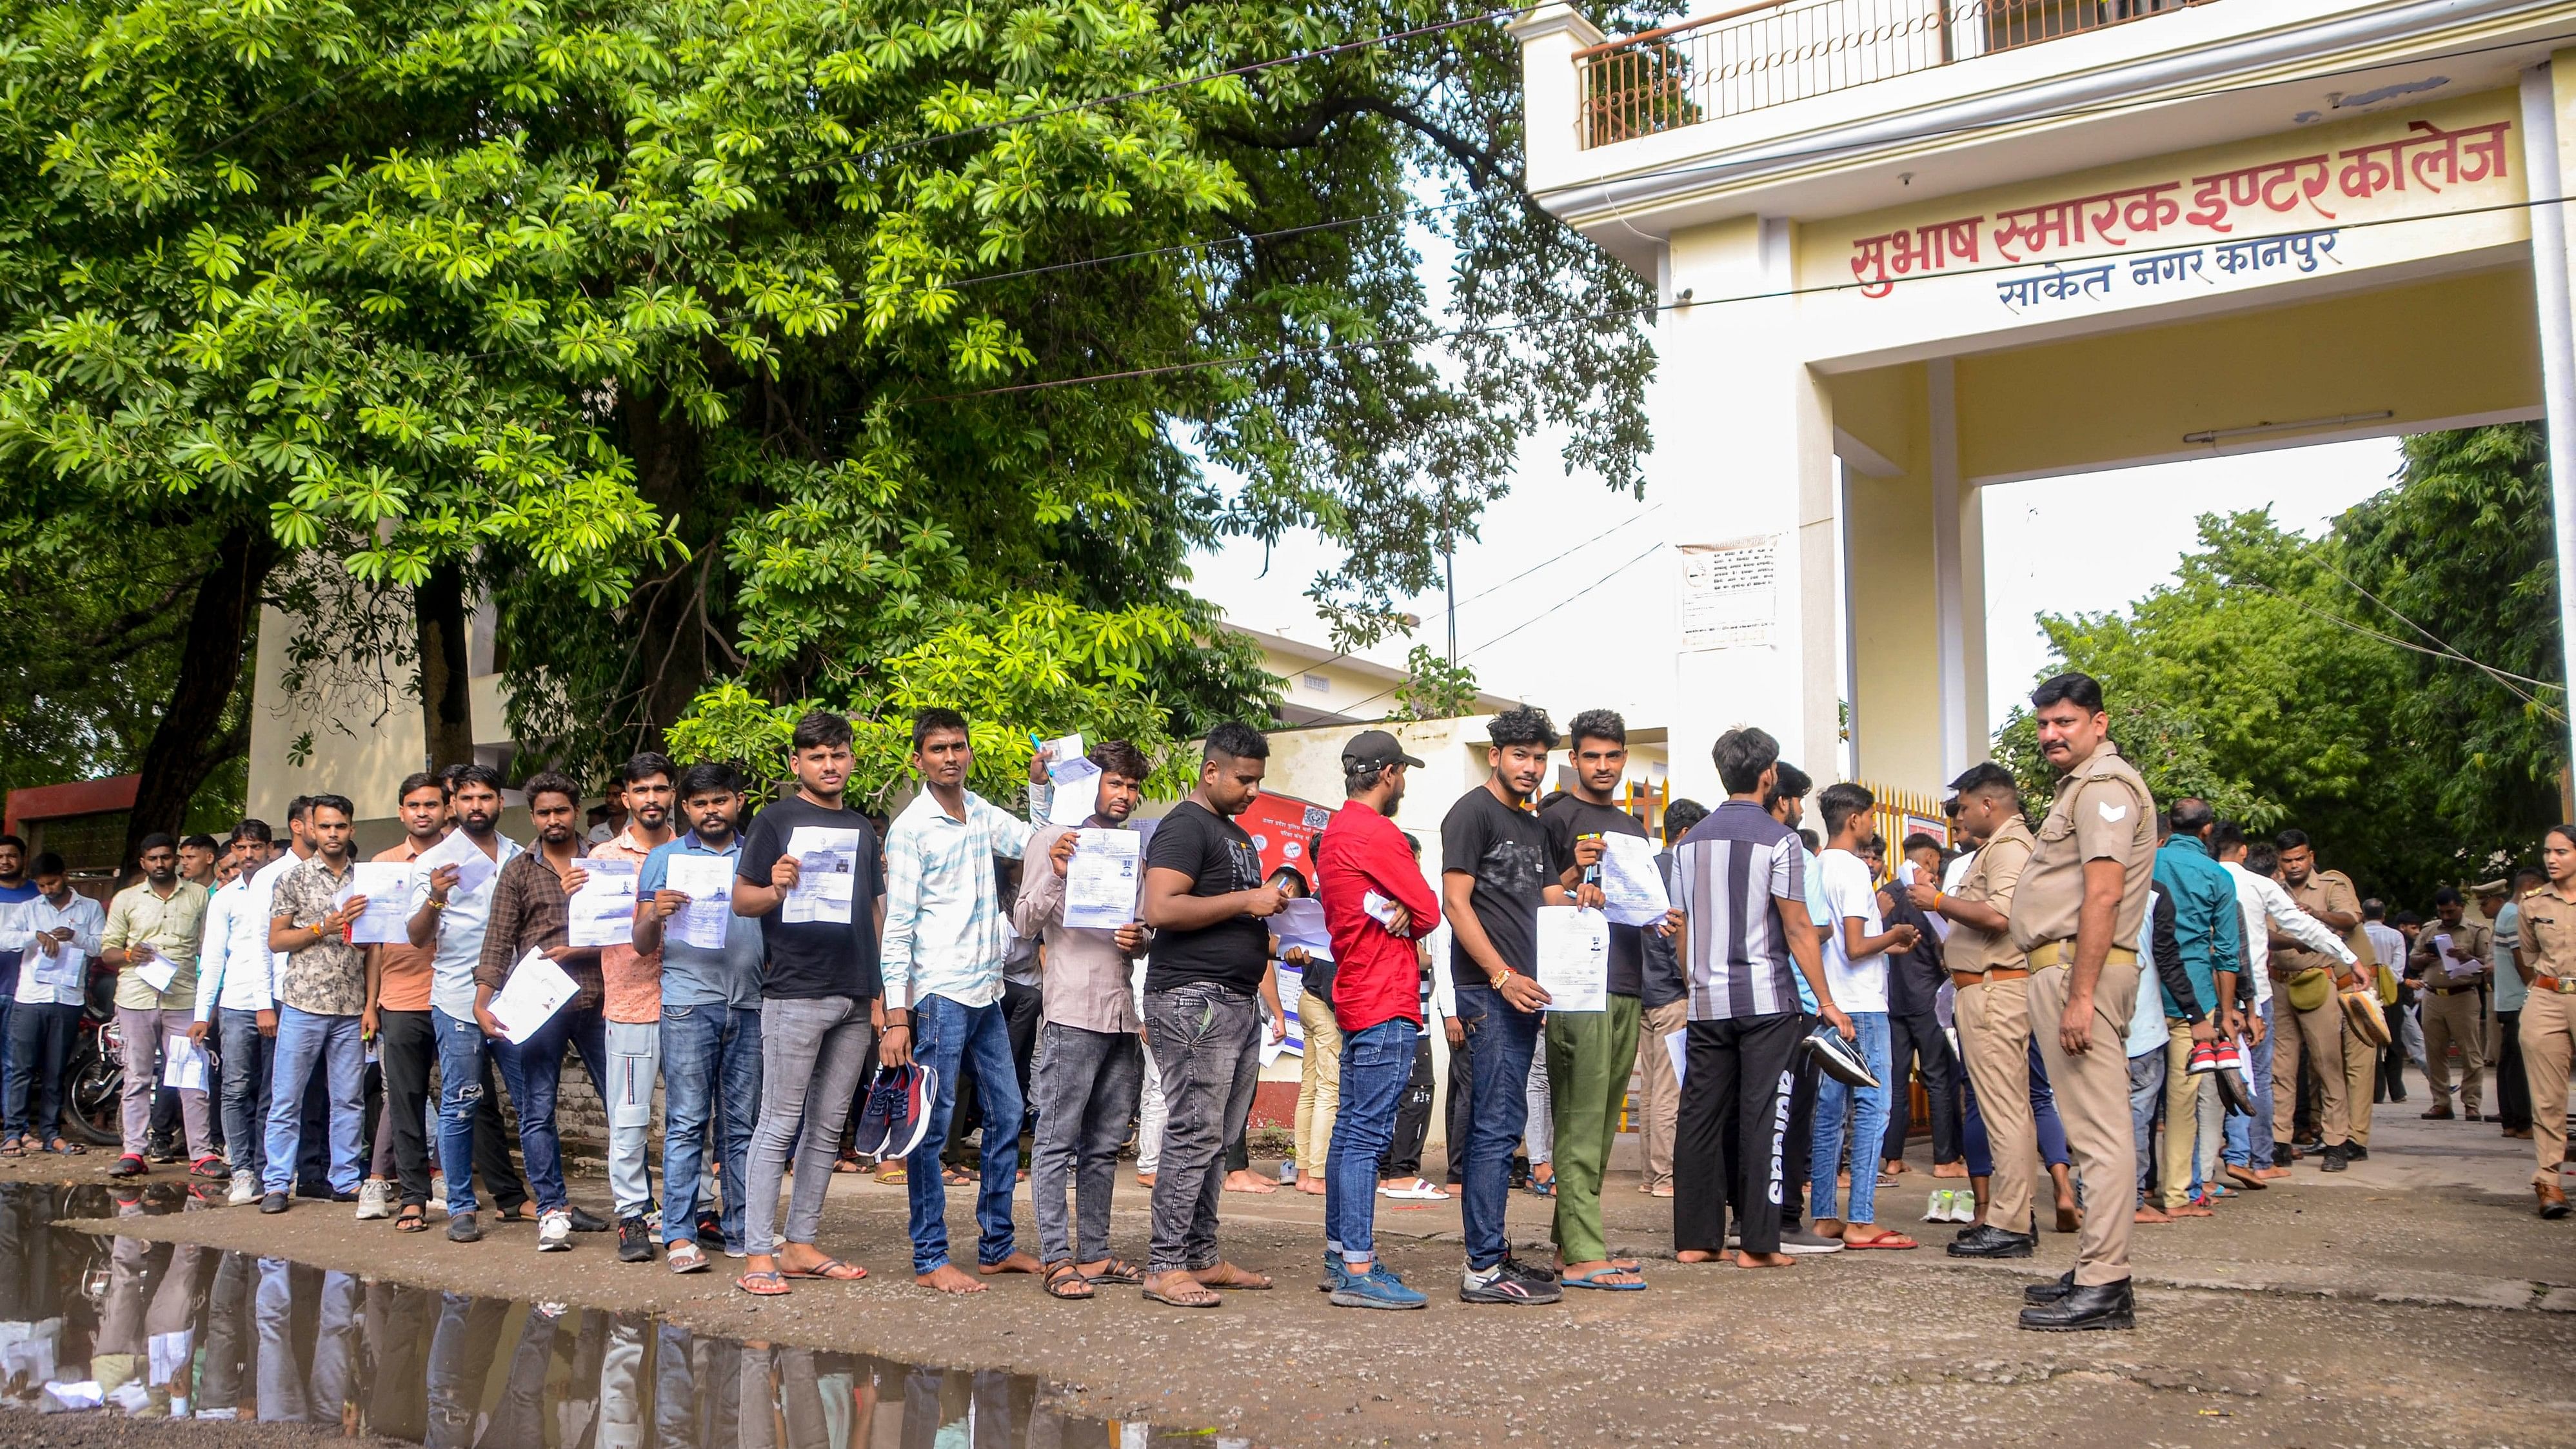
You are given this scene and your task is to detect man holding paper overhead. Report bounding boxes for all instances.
[259,796,373,1214]
[1538,709,1680,1291]
[100,833,215,1181]
[1013,739,1156,1301]
[637,762,766,1272]
[475,771,613,1254]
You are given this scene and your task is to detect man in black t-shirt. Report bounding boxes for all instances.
[728,709,886,1297]
[1135,722,1289,1308]
[1536,709,1679,1291]
[1442,707,1594,1306]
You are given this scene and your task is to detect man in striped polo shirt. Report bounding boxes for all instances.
[1670,727,1847,1269]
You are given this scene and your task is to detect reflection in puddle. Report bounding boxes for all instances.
[0,1183,1220,1446]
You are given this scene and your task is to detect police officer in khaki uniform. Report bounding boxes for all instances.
[2272,832,2372,1168]
[2006,673,2155,1332]
[1908,762,2038,1260]
[2509,826,2576,1219]
[2406,887,2490,1120]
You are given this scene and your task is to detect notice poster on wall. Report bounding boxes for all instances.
[1679,537,1777,651]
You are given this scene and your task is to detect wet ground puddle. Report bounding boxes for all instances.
[0,1182,1215,1446]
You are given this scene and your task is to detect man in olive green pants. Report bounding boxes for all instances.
[1546,998,1643,1280]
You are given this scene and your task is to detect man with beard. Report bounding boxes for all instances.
[358,773,452,1230]
[260,796,373,1213]
[195,821,278,1201]
[590,753,681,1263]
[101,833,216,1180]
[475,772,613,1253]
[410,765,536,1243]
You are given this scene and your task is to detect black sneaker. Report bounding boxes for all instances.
[259,1192,290,1215]
[1498,1256,1559,1286]
[447,1211,482,1243]
[567,1205,612,1233]
[1946,1225,2036,1259]
[617,1216,655,1263]
[1461,1261,1561,1305]
[2343,1143,2368,1161]
[2271,1143,2293,1169]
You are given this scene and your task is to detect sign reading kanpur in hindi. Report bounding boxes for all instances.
[1844,114,2514,301]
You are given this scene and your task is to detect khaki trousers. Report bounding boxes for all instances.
[1292,992,1343,1175]
[2342,1004,2377,1147]
[1632,998,1687,1191]
[2421,989,2486,1115]
[1954,976,2037,1235]
[2030,958,2139,1286]
[2159,1021,2209,1210]
[2271,992,2348,1147]
[2522,989,2575,1188]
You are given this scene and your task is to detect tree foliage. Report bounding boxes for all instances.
[2006,426,2563,904]
[0,0,1672,811]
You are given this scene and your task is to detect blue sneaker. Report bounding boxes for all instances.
[1318,1252,1352,1293]
[851,1069,901,1159]
[1331,1263,1427,1311]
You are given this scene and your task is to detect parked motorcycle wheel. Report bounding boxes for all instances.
[62,1039,121,1147]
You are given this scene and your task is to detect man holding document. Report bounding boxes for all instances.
[1013,739,1155,1301]
[588,753,680,1265]
[410,765,534,1245]
[474,771,612,1254]
[259,796,373,1214]
[1538,710,1681,1292]
[637,762,765,1273]
[731,710,884,1296]
[101,833,215,1182]
[358,773,456,1231]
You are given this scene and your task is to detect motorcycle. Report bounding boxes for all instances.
[60,968,123,1148]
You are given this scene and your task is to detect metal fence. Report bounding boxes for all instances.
[1577,0,2208,147]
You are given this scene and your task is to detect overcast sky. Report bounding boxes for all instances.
[1184,433,2405,738]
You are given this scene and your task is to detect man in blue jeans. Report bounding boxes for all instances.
[258,795,373,1214]
[1440,707,1596,1306]
[637,762,767,1274]
[408,765,534,1243]
[878,709,1045,1294]
[1315,730,1441,1309]
[1807,783,1919,1248]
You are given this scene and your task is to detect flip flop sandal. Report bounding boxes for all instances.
[735,1270,791,1297]
[50,1140,84,1156]
[668,1241,711,1274]
[1193,1265,1273,1290]
[0,1138,23,1158]
[1087,1258,1144,1285]
[1378,1178,1451,1200]
[875,1165,908,1185]
[833,1156,864,1174]
[1843,1233,1918,1250]
[781,1257,867,1281]
[1561,1268,1647,1291]
[942,1167,973,1186]
[1043,1262,1095,1300]
[395,1205,430,1233]
[1142,1281,1222,1308]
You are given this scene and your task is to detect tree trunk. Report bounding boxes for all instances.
[619,395,717,749]
[415,560,477,770]
[123,522,282,865]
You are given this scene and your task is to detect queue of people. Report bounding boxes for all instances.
[0,670,2568,1336]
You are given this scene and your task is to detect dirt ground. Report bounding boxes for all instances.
[27,1063,2576,1448]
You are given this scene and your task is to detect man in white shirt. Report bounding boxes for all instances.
[190,822,277,1203]
[0,853,103,1154]
[244,803,317,1194]
[2212,824,2355,1184]
[406,764,533,1243]
[1808,782,1920,1248]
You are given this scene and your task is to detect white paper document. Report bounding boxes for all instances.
[1063,829,1142,931]
[1273,898,1334,961]
[782,826,860,925]
[1596,833,1672,928]
[341,862,417,945]
[162,1034,209,1092]
[416,829,500,900]
[1047,755,1104,827]
[489,948,579,1042]
[34,939,83,989]
[567,857,640,949]
[134,945,177,996]
[1534,905,1610,1012]
[660,854,737,951]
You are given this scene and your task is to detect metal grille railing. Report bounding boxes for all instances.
[1578,0,2208,147]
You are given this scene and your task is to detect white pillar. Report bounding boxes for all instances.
[1661,216,1841,802]
[2522,63,2576,780]
[1509,3,1605,192]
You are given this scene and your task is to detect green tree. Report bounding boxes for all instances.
[1392,642,1480,720]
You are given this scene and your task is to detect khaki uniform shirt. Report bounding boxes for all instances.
[2007,742,2156,954]
[1949,816,2036,974]
[2408,920,2492,991]
[2275,869,2363,981]
[2513,883,2576,985]
[101,879,210,1012]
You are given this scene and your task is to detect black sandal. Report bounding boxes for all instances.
[395,1203,429,1233]
[1085,1257,1143,1285]
[1042,1261,1095,1300]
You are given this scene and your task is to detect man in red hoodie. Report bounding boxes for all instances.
[1315,730,1443,1310]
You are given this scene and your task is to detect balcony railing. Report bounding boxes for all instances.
[1576,0,2209,147]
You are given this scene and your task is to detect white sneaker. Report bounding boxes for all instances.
[355,1179,392,1221]
[227,1171,258,1207]
[1925,1190,1952,1223]
[537,1208,573,1252]
[1952,1189,1978,1222]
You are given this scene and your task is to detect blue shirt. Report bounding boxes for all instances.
[2150,835,2241,1019]
[0,881,37,991]
[639,833,764,1010]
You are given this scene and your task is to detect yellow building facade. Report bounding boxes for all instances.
[1515,0,2575,801]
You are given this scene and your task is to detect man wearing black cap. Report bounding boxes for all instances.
[1314,729,1442,1308]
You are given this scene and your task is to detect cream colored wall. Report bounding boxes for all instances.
[244,604,427,835]
[1259,647,1407,720]
[1956,266,2542,482]
[1831,363,1951,797]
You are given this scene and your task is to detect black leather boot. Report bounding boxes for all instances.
[2023,1269,2075,1305]
[2018,1277,2134,1331]
[1947,1225,2036,1259]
